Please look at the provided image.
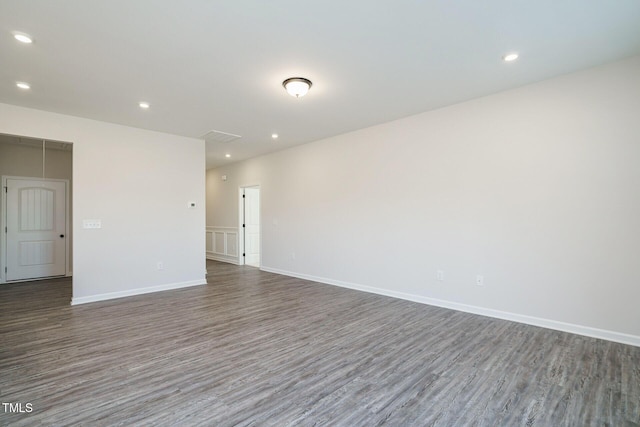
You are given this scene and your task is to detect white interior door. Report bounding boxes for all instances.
[244,187,260,267]
[6,178,67,281]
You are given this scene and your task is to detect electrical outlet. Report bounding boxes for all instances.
[157,262,164,271]
[437,270,444,281]
[476,275,484,286]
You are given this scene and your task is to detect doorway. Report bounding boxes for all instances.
[240,185,260,267]
[0,134,73,283]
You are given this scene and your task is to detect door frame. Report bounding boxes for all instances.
[238,184,261,267]
[1,175,71,284]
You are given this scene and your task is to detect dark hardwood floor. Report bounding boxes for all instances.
[1,261,639,426]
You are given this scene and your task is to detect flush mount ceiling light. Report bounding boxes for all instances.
[282,77,312,98]
[13,32,33,44]
[139,102,150,109]
[271,133,278,139]
[16,82,30,89]
[225,154,231,158]
[503,52,519,62]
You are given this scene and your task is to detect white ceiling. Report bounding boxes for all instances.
[2,1,640,169]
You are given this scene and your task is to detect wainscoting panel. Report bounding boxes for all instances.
[226,232,238,256]
[214,232,225,254]
[206,227,240,265]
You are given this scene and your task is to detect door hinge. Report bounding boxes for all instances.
[243,253,245,257]
[4,267,6,273]
[4,186,7,193]
[242,194,245,198]
[242,224,245,228]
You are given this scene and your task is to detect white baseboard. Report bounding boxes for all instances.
[71,279,207,305]
[260,266,640,348]
[206,254,240,265]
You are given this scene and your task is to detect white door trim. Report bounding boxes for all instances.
[1,175,71,284]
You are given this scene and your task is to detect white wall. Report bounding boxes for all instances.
[0,103,206,303]
[207,55,640,345]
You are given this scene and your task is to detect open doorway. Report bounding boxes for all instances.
[0,133,73,284]
[240,185,260,267]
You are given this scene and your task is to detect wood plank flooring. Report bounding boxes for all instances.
[1,261,639,426]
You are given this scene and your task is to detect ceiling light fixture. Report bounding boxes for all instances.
[503,52,519,62]
[282,77,312,98]
[16,82,30,90]
[225,154,231,158]
[139,102,150,109]
[13,32,33,44]
[271,133,278,139]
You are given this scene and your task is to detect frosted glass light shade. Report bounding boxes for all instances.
[283,77,312,98]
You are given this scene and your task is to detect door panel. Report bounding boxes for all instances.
[244,187,260,267]
[6,179,67,281]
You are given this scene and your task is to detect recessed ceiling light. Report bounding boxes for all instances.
[225,154,231,158]
[16,82,30,90]
[271,133,278,139]
[13,32,33,44]
[139,102,150,109]
[503,53,519,62]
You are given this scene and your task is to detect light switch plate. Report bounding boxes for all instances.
[83,219,101,229]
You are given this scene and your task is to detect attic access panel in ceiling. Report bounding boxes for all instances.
[202,130,242,144]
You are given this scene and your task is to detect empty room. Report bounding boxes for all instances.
[1,1,639,426]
